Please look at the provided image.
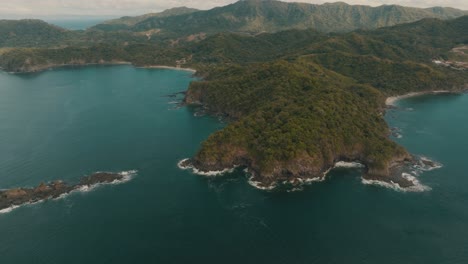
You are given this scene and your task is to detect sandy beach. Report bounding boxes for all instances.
[143,65,197,73]
[385,90,453,106]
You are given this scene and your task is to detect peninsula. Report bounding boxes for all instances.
[0,0,467,190]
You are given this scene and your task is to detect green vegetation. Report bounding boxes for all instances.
[0,20,167,48]
[307,53,467,95]
[91,7,199,31]
[104,0,468,35]
[0,19,66,47]
[0,43,192,72]
[187,61,408,181]
[448,45,468,63]
[0,45,130,72]
[182,16,468,183]
[2,0,467,49]
[0,1,467,186]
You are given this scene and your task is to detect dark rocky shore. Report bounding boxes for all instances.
[0,172,129,211]
[181,155,440,191]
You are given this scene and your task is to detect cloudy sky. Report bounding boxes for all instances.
[1,0,467,19]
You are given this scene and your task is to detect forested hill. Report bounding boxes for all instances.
[1,12,467,189]
[0,19,67,47]
[3,16,467,73]
[91,7,199,31]
[96,0,468,34]
[178,16,468,188]
[1,1,467,48]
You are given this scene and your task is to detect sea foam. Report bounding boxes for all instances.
[248,178,277,191]
[334,161,365,169]
[0,198,47,215]
[178,158,236,176]
[361,156,442,192]
[246,161,360,191]
[243,168,276,191]
[246,167,326,191]
[65,170,137,195]
[415,157,443,172]
[0,170,137,215]
[362,173,431,192]
[0,205,21,214]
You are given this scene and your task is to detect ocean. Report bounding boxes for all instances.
[0,65,467,263]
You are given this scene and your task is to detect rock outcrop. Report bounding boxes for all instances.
[0,172,130,211]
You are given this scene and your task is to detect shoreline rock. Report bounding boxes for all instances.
[0,171,135,212]
[179,154,430,192]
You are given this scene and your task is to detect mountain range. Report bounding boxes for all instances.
[93,0,468,34]
[0,0,467,189]
[1,0,467,49]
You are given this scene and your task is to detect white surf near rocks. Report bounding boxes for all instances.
[178,157,440,193]
[0,170,137,215]
[178,158,236,176]
[334,161,365,169]
[362,173,432,192]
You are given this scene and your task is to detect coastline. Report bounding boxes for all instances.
[385,90,455,106]
[178,157,435,192]
[0,170,137,214]
[141,65,197,73]
[3,62,197,74]
[5,61,132,74]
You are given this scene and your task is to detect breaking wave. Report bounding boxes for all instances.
[178,158,236,176]
[0,205,21,214]
[0,170,137,215]
[362,173,431,192]
[0,199,46,215]
[246,167,326,192]
[415,156,443,172]
[334,161,365,169]
[179,156,441,193]
[362,156,442,192]
[248,178,277,191]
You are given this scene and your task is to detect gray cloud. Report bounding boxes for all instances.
[0,0,466,18]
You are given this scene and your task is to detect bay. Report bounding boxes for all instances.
[0,65,467,263]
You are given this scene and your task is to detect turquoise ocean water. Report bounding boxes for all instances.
[0,65,467,263]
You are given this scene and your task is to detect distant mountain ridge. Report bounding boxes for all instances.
[1,0,467,48]
[92,7,199,31]
[1,12,467,188]
[0,19,67,47]
[94,0,468,34]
